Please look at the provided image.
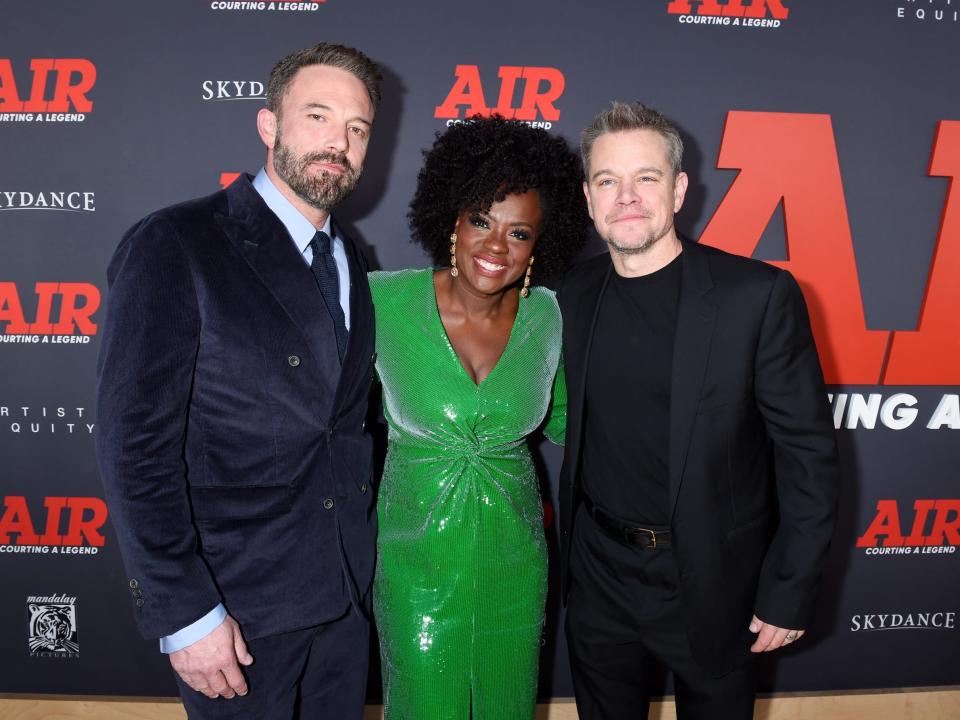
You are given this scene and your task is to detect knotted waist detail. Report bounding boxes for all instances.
[388,436,527,463]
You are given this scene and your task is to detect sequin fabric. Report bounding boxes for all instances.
[369,269,566,719]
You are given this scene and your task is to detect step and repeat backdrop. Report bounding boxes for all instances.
[1,0,958,699]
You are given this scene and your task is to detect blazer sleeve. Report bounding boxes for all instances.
[752,269,840,629]
[95,214,222,639]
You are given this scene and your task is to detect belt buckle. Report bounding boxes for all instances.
[629,526,657,549]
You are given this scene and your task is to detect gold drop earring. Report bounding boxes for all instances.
[520,256,534,298]
[449,232,458,277]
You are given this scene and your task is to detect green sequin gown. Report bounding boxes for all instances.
[369,269,566,720]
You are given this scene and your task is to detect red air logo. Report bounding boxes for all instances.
[0,496,108,554]
[702,115,960,385]
[0,282,100,343]
[220,172,242,189]
[856,500,960,555]
[434,65,565,128]
[668,0,789,19]
[0,59,96,122]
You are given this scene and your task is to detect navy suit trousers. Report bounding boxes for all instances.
[175,608,368,720]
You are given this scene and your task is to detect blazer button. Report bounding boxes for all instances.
[360,483,368,494]
[128,579,139,589]
[135,598,145,608]
[323,498,335,510]
[288,355,301,367]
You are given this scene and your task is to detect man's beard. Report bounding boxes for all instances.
[272,131,361,211]
[605,226,667,256]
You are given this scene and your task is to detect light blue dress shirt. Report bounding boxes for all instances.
[159,168,352,653]
[252,167,352,328]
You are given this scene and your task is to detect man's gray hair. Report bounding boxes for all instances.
[580,101,684,177]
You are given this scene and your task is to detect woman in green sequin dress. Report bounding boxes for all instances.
[370,117,588,719]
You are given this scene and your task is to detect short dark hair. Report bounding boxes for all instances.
[266,42,382,115]
[408,116,589,284]
[581,101,684,177]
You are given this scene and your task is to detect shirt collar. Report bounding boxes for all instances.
[252,167,333,255]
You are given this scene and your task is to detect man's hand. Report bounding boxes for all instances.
[169,615,253,699]
[748,614,805,653]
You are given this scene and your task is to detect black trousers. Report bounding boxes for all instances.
[565,505,755,720]
[175,607,369,720]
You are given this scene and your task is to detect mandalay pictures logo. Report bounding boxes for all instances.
[667,0,789,28]
[0,59,95,122]
[434,65,565,129]
[0,191,95,213]
[28,595,79,657]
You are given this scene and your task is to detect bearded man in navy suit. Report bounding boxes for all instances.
[96,43,381,719]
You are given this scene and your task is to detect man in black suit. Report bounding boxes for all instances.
[96,43,381,719]
[558,102,839,719]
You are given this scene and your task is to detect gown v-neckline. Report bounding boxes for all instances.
[429,269,524,388]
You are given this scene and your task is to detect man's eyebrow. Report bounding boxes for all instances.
[590,166,664,181]
[301,102,372,126]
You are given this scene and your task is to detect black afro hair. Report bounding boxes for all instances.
[408,116,589,284]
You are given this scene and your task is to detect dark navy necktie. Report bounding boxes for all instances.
[308,230,348,362]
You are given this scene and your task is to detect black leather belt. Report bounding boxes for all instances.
[581,494,671,549]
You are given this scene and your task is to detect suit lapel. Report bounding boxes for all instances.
[567,260,614,489]
[668,241,717,520]
[216,176,340,400]
[329,222,374,418]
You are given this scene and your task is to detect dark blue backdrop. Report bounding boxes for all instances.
[1,0,958,697]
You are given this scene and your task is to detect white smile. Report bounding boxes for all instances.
[475,258,506,272]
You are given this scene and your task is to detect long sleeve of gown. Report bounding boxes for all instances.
[542,358,567,445]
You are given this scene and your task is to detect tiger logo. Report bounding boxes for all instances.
[28,603,79,653]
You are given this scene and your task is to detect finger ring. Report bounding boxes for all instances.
[785,633,797,642]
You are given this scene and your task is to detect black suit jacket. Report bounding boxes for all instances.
[96,174,376,642]
[558,239,839,676]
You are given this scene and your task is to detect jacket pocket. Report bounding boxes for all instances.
[697,394,749,416]
[726,511,773,540]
